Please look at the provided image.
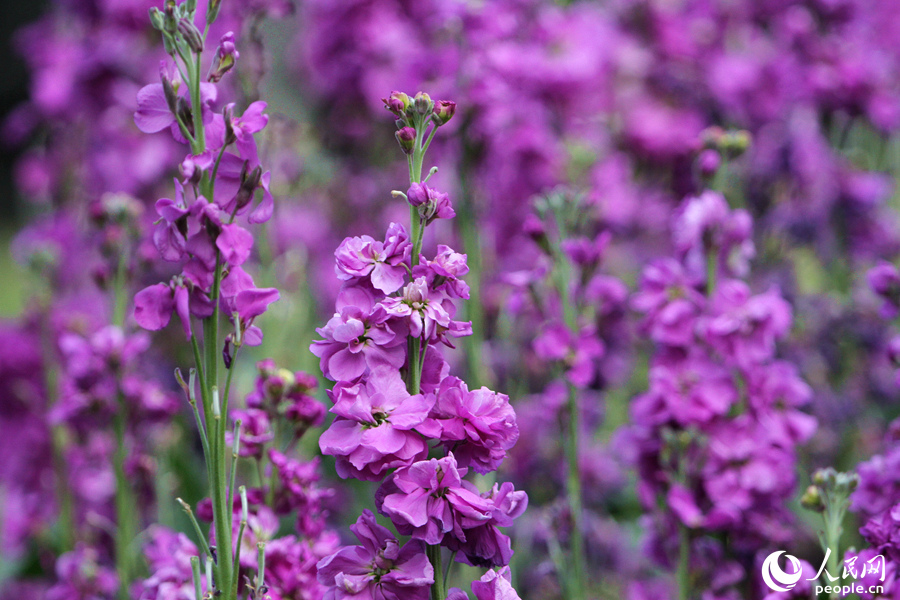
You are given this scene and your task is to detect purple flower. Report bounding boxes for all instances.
[311,288,405,382]
[382,277,471,344]
[672,191,755,280]
[699,281,792,368]
[215,223,254,267]
[153,179,189,262]
[412,245,470,300]
[418,377,519,475]
[631,351,737,427]
[869,262,900,319]
[137,526,202,600]
[632,258,705,347]
[532,322,604,388]
[46,544,118,600]
[318,368,432,481]
[406,183,455,224]
[229,408,273,459]
[334,223,410,294]
[470,566,522,600]
[134,279,213,340]
[316,510,433,600]
[208,32,240,83]
[219,266,280,345]
[441,482,528,568]
[379,453,493,545]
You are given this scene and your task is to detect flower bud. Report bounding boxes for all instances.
[382,91,410,117]
[185,0,197,13]
[697,149,721,177]
[208,32,239,83]
[149,7,165,31]
[413,92,433,116]
[432,100,456,125]
[406,182,428,207]
[163,1,178,33]
[800,485,825,512]
[178,19,204,54]
[235,162,263,211]
[395,127,416,154]
[207,0,222,25]
[176,97,194,136]
[223,105,237,145]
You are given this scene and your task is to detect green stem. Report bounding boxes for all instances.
[677,525,691,600]
[706,247,717,297]
[428,544,445,600]
[190,51,206,153]
[112,393,135,600]
[563,382,586,600]
[549,211,586,600]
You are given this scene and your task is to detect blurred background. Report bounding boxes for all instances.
[4,0,900,598]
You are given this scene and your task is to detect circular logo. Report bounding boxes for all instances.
[761,551,803,592]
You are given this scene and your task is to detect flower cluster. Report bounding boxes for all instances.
[626,191,816,595]
[314,92,526,599]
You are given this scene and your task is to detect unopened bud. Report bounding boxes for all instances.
[223,105,237,145]
[235,162,263,211]
[208,32,239,83]
[162,76,178,114]
[697,149,721,177]
[176,97,194,136]
[207,0,222,25]
[185,0,197,13]
[163,1,177,33]
[382,91,410,117]
[178,19,204,54]
[413,92,433,116]
[432,100,456,126]
[800,485,825,512]
[395,127,416,154]
[149,7,165,30]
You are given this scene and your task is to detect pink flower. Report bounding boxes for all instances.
[379,453,493,545]
[318,368,432,481]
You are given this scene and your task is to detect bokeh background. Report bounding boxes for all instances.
[5,0,900,598]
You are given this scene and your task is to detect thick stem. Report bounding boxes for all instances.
[428,544,445,600]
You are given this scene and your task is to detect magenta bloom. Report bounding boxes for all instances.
[318,368,432,481]
[632,258,705,347]
[419,377,519,474]
[441,482,528,568]
[229,408,273,459]
[382,277,471,344]
[316,510,433,600]
[699,281,792,368]
[471,567,522,600]
[137,526,201,600]
[380,453,493,545]
[334,223,410,294]
[153,179,189,262]
[631,351,737,427]
[532,322,604,388]
[406,183,455,224]
[869,261,900,318]
[412,244,470,299]
[311,290,405,382]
